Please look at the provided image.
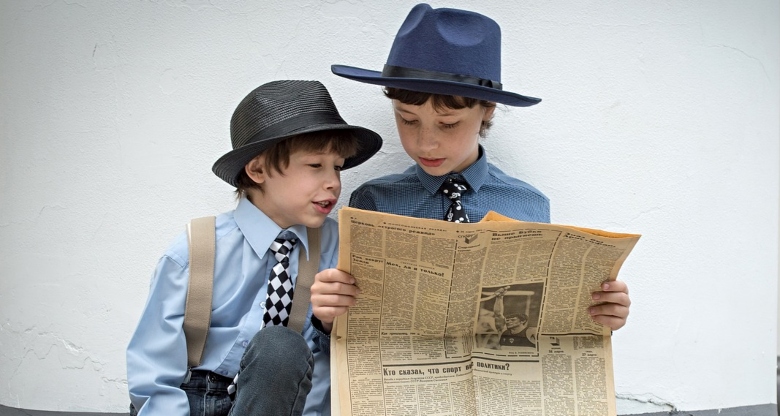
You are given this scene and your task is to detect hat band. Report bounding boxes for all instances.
[382,65,503,90]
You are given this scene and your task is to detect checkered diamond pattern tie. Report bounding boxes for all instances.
[439,174,470,223]
[262,234,298,327]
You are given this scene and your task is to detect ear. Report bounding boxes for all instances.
[244,154,267,185]
[482,105,496,122]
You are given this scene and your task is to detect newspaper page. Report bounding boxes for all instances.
[331,207,640,416]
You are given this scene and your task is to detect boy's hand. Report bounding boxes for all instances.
[311,268,360,333]
[589,280,631,331]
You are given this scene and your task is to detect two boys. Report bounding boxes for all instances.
[129,3,632,414]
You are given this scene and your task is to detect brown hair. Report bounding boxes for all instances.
[235,130,359,198]
[506,313,528,323]
[384,87,496,137]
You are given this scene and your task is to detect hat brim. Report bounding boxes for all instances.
[332,64,541,107]
[212,123,382,187]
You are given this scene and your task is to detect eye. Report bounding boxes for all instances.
[308,163,322,168]
[334,165,344,172]
[400,117,418,126]
[441,122,459,129]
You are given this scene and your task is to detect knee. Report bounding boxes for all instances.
[243,326,313,371]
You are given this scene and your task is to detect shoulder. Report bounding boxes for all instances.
[480,163,551,223]
[349,167,423,207]
[162,209,239,268]
[486,163,548,202]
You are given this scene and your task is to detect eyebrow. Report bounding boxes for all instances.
[299,150,332,156]
[394,106,415,115]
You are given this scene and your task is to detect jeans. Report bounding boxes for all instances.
[229,326,313,415]
[130,326,314,416]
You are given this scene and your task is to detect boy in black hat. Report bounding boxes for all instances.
[126,80,381,416]
[313,4,630,334]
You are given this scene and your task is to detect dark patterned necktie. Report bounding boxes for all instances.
[262,234,298,327]
[439,174,470,223]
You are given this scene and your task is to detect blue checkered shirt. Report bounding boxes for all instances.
[349,146,550,223]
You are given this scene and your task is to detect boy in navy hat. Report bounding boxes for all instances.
[126,80,381,416]
[313,4,630,334]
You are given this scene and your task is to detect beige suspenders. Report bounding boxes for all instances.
[183,216,320,367]
[288,226,319,334]
[184,216,216,368]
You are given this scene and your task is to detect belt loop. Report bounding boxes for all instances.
[183,368,192,384]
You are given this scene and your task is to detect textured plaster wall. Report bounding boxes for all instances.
[0,0,778,413]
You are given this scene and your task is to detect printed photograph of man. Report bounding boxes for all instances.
[475,283,544,351]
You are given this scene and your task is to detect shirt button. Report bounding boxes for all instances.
[242,340,248,347]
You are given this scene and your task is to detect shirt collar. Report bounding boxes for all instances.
[234,197,309,260]
[414,145,489,194]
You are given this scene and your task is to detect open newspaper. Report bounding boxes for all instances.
[331,207,641,416]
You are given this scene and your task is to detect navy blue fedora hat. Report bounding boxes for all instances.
[331,3,540,107]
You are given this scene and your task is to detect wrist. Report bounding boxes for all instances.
[312,315,333,334]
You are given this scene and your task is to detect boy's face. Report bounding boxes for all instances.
[506,316,528,331]
[392,99,494,176]
[246,148,344,229]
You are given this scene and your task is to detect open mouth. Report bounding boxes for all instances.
[313,199,336,214]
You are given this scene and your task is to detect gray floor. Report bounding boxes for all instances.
[0,407,120,416]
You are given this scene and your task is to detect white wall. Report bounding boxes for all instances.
[1,1,777,413]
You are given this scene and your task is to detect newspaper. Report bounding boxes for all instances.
[331,207,640,416]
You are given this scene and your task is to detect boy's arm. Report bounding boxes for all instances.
[126,254,191,415]
[492,287,508,332]
[310,268,359,333]
[589,280,631,331]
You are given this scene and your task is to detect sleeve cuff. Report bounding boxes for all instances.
[311,316,331,354]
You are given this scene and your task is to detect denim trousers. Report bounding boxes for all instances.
[131,326,314,415]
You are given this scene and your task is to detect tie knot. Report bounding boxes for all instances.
[439,174,470,223]
[439,175,469,201]
[270,236,297,262]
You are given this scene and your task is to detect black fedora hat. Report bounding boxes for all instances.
[331,3,540,107]
[212,80,383,186]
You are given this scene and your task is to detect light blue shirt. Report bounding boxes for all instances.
[127,197,334,415]
[349,146,550,223]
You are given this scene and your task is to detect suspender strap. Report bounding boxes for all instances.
[288,227,320,334]
[184,216,216,367]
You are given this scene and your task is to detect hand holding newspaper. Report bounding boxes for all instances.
[331,207,640,416]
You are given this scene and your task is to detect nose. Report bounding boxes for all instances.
[418,126,438,149]
[324,168,341,190]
